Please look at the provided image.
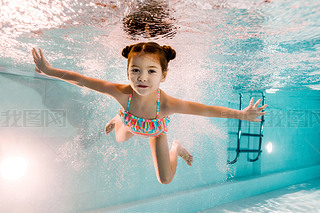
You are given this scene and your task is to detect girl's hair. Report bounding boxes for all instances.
[122,42,176,75]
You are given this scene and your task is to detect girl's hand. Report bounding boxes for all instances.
[31,48,52,75]
[242,98,267,122]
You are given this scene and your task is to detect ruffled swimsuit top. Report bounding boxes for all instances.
[118,89,170,138]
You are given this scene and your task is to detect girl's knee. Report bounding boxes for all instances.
[114,124,133,142]
[159,179,172,185]
[158,175,173,185]
[115,135,127,143]
[115,137,122,143]
[115,131,133,142]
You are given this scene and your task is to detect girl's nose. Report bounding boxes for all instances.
[138,73,148,81]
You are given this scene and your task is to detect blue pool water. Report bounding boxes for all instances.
[0,0,319,212]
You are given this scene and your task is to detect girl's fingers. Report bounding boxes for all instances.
[259,111,267,116]
[249,97,254,106]
[253,99,261,108]
[258,104,268,111]
[39,48,44,59]
[32,49,39,60]
[33,48,40,60]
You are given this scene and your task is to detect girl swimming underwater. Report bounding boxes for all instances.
[32,42,267,184]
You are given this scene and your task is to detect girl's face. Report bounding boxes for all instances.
[127,53,166,96]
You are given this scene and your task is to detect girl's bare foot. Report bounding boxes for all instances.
[172,140,193,166]
[105,114,120,134]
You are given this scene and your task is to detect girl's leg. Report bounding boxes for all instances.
[149,134,193,184]
[114,119,134,142]
[105,114,134,142]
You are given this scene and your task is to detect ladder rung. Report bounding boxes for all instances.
[227,148,262,153]
[241,133,263,137]
[239,149,262,153]
[228,132,238,135]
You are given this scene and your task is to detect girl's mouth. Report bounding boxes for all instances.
[138,85,148,88]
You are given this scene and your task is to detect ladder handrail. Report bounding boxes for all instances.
[249,92,265,162]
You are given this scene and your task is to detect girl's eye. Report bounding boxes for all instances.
[148,69,156,73]
[132,69,140,73]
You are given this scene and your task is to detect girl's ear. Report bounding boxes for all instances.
[161,72,167,82]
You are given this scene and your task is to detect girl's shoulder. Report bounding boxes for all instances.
[113,84,132,109]
[160,90,198,116]
[117,84,132,94]
[159,90,180,116]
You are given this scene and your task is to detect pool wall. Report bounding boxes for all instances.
[0,70,319,212]
[227,89,320,178]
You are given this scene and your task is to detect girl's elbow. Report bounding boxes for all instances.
[75,75,85,87]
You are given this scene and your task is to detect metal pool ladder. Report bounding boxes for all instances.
[227,91,266,164]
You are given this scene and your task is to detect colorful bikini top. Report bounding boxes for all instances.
[118,89,170,137]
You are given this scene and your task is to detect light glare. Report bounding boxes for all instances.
[266,142,273,153]
[266,88,279,94]
[1,157,28,180]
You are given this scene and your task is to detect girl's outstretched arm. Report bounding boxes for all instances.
[31,48,123,98]
[168,97,267,122]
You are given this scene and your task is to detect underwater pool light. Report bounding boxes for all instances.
[266,142,273,153]
[1,157,28,180]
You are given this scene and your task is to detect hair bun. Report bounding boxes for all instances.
[162,45,176,61]
[122,45,134,58]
